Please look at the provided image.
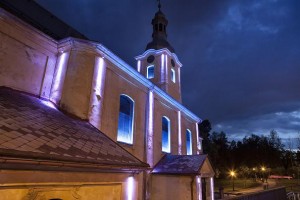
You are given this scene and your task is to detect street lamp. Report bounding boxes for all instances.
[252,168,257,181]
[261,167,266,181]
[229,170,236,191]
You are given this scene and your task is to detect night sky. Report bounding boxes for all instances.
[36,0,300,147]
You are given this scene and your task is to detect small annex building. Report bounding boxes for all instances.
[0,0,215,200]
[0,87,148,200]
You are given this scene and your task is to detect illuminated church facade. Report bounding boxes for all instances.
[0,1,214,200]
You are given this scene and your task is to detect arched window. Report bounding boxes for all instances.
[117,94,134,144]
[186,129,192,155]
[147,65,155,79]
[162,116,171,153]
[159,23,163,31]
[171,68,176,83]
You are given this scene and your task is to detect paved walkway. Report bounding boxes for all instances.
[222,179,277,199]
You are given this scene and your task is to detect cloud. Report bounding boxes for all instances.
[36,0,300,141]
[213,109,300,141]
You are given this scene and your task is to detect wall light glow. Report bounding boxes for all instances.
[210,177,214,200]
[55,53,67,86]
[165,54,168,83]
[147,90,154,166]
[197,176,202,200]
[40,99,57,110]
[50,52,69,103]
[161,54,165,83]
[196,123,200,154]
[94,57,105,96]
[127,176,134,200]
[89,57,106,129]
[177,111,182,155]
[178,67,181,85]
[137,60,141,72]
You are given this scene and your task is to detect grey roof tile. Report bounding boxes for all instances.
[152,154,208,175]
[0,87,148,170]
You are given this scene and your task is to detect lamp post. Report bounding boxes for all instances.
[261,167,266,182]
[261,166,269,190]
[252,168,257,181]
[230,170,236,191]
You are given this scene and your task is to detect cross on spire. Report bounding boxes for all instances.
[157,0,161,10]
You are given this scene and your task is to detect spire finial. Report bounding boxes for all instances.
[157,0,161,11]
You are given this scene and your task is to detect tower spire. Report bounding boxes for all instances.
[145,1,175,52]
[157,0,161,11]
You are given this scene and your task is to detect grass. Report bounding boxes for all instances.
[214,179,261,192]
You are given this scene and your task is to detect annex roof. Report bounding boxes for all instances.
[152,154,214,176]
[0,87,148,173]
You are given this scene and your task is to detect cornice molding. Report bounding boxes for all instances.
[57,37,200,122]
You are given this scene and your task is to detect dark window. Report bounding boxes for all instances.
[171,59,175,67]
[147,55,155,63]
[159,24,162,31]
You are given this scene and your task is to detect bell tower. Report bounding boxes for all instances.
[135,1,182,102]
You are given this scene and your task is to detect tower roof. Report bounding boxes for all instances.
[145,2,175,53]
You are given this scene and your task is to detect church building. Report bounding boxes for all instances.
[0,1,215,199]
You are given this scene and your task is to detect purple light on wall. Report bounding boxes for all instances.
[178,67,181,85]
[50,52,69,103]
[197,176,202,200]
[210,177,214,200]
[161,54,165,83]
[127,176,134,200]
[89,57,106,129]
[177,111,182,155]
[147,90,154,166]
[137,60,141,72]
[165,54,168,83]
[196,123,200,154]
[40,99,57,110]
[55,53,67,85]
[95,57,105,96]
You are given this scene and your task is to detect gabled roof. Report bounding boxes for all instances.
[152,154,211,176]
[0,87,148,173]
